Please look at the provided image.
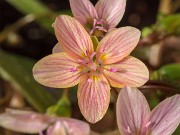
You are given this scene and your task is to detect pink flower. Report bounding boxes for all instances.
[33,15,149,123]
[69,0,126,36]
[0,109,90,135]
[117,87,180,135]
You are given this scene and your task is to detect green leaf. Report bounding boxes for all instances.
[0,50,56,112]
[7,0,51,14]
[141,14,180,38]
[151,64,180,90]
[47,95,71,117]
[7,0,72,33]
[141,27,153,38]
[152,64,180,81]
[173,125,180,135]
[157,14,180,35]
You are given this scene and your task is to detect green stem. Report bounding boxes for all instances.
[139,80,178,93]
[159,0,172,15]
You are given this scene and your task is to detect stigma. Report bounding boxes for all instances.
[90,19,108,37]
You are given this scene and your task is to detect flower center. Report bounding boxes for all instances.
[73,50,123,75]
[77,52,103,74]
[89,19,108,37]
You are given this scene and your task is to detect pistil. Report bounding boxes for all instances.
[89,19,108,37]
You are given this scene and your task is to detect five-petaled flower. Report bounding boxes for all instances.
[117,87,180,135]
[69,0,126,37]
[33,15,149,123]
[0,109,90,135]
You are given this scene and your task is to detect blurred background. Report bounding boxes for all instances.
[0,0,180,134]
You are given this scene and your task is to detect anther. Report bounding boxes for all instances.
[100,48,105,53]
[84,50,88,56]
[126,126,131,134]
[77,59,84,63]
[70,68,78,72]
[109,68,118,72]
[97,20,104,25]
[145,121,151,128]
[88,78,93,83]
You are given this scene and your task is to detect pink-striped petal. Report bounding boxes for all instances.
[103,56,149,88]
[52,43,64,53]
[56,118,90,135]
[54,15,94,59]
[47,121,66,135]
[78,73,110,123]
[70,0,98,25]
[147,95,180,135]
[0,109,50,134]
[33,52,82,88]
[116,87,150,135]
[95,0,126,29]
[96,27,141,64]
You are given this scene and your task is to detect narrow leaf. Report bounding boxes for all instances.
[0,50,56,112]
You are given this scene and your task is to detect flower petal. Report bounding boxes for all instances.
[47,121,66,135]
[78,73,110,123]
[96,26,141,64]
[33,52,82,88]
[54,15,94,59]
[55,118,90,135]
[0,109,50,134]
[148,95,180,135]
[116,87,150,135]
[103,56,149,87]
[52,43,64,53]
[70,0,98,25]
[95,0,126,29]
